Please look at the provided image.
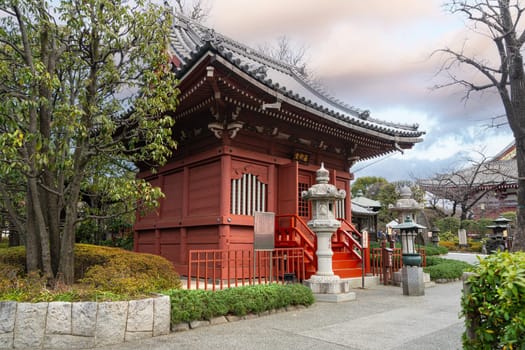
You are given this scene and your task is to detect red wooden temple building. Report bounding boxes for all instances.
[134,13,424,280]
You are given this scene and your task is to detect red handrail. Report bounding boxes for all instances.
[275,215,317,269]
[336,218,363,260]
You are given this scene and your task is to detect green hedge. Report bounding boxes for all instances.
[424,256,473,281]
[462,252,525,349]
[423,244,448,256]
[166,283,315,324]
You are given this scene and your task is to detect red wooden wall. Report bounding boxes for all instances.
[135,142,353,276]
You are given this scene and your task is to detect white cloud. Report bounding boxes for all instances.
[199,0,516,181]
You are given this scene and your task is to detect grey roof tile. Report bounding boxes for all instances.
[169,13,424,139]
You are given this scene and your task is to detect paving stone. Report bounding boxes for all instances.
[125,331,153,342]
[171,323,190,332]
[127,298,153,332]
[72,302,97,337]
[225,315,242,322]
[0,302,16,333]
[13,302,47,349]
[242,314,258,320]
[46,302,72,334]
[94,301,128,347]
[0,332,14,349]
[153,295,170,336]
[189,320,210,329]
[210,316,228,325]
[43,334,94,349]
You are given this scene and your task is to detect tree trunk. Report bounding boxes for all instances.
[500,0,525,252]
[28,177,54,280]
[42,184,61,275]
[512,140,525,251]
[25,189,41,273]
[57,151,85,284]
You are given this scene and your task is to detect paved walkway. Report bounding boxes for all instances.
[443,252,487,265]
[94,281,465,350]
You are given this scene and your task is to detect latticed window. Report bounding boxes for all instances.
[336,199,346,219]
[298,182,309,217]
[230,173,267,215]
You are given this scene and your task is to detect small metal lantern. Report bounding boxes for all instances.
[392,216,426,266]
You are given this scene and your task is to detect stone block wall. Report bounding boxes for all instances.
[0,295,170,349]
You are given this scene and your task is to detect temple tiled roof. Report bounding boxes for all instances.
[352,195,381,209]
[351,202,376,216]
[168,13,425,140]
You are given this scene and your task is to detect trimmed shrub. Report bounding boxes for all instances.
[462,252,525,349]
[167,283,315,324]
[0,244,182,301]
[439,240,457,251]
[424,257,473,281]
[79,246,182,295]
[467,241,483,253]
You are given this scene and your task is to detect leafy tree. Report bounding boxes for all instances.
[376,182,397,226]
[0,0,179,284]
[351,176,388,198]
[438,0,525,251]
[435,217,461,238]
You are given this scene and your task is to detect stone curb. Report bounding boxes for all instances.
[0,295,170,349]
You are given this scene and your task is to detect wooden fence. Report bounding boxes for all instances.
[187,248,305,290]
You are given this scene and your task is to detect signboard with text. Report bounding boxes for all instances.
[254,212,275,250]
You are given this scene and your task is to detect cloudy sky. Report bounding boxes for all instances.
[195,0,514,182]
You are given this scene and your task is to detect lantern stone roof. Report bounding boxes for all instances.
[391,216,426,230]
[486,215,512,229]
[389,186,423,211]
[167,12,425,160]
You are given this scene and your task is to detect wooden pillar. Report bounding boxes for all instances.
[267,164,276,213]
[182,166,190,262]
[219,153,232,250]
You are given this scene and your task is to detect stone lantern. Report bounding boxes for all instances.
[302,163,355,302]
[389,186,425,236]
[301,163,346,278]
[392,216,426,296]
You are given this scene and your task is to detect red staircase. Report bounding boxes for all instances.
[275,215,365,279]
[333,219,364,278]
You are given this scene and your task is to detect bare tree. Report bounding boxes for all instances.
[419,152,515,222]
[171,0,210,22]
[258,35,309,74]
[437,0,525,251]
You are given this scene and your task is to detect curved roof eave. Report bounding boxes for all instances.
[176,49,424,145]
